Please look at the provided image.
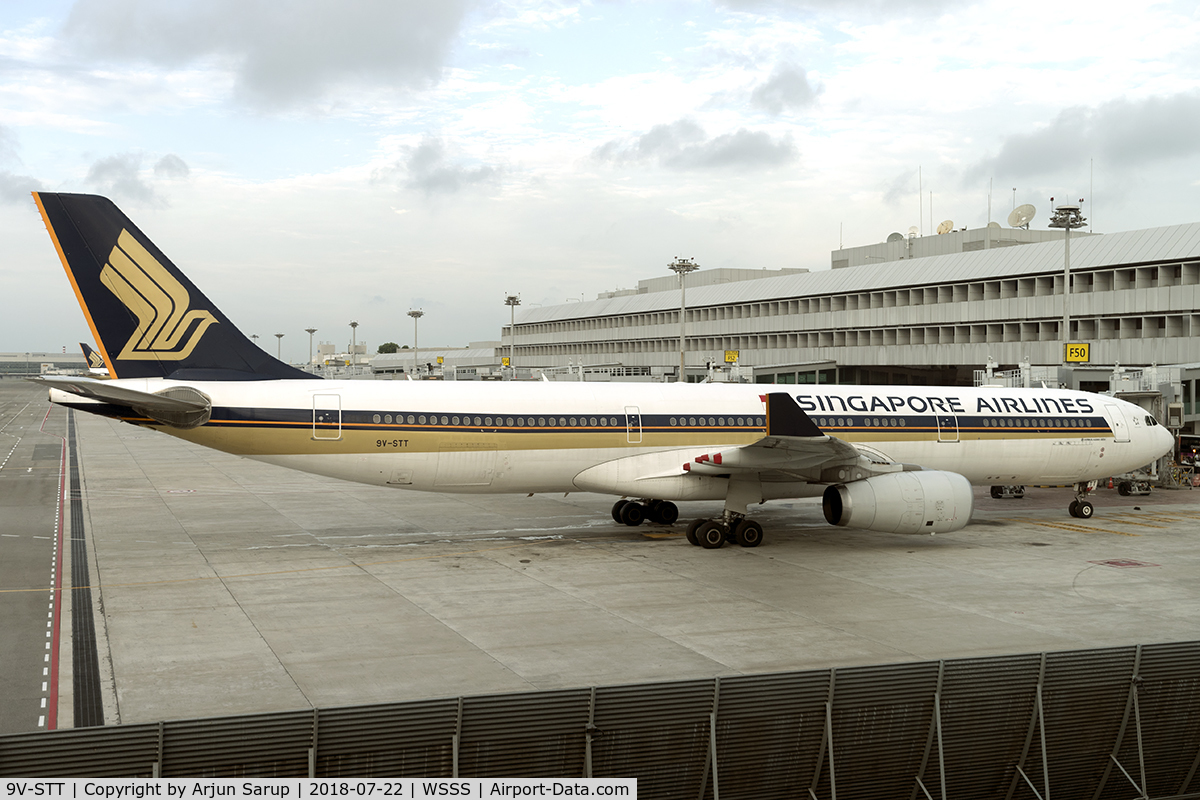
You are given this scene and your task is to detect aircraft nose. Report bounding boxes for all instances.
[1157,426,1176,458]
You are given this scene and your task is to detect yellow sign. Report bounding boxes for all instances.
[437,356,444,364]
[1064,343,1090,363]
[724,350,739,364]
[502,357,510,367]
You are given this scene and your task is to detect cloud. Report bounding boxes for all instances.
[375,137,503,196]
[593,119,797,171]
[63,0,473,108]
[0,172,44,204]
[971,92,1200,180]
[85,153,161,205]
[0,125,43,203]
[717,0,954,14]
[750,64,820,115]
[883,169,917,207]
[154,153,190,179]
[0,125,19,165]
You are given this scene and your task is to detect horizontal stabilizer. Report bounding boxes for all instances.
[29,375,207,413]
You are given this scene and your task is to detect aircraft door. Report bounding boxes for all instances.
[1103,403,1131,443]
[936,414,959,443]
[625,406,642,443]
[313,394,342,441]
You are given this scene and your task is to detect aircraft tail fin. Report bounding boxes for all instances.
[79,342,107,371]
[34,192,313,381]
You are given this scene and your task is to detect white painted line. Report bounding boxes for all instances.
[42,682,47,691]
[43,668,48,676]
[46,631,51,638]
[1,534,18,537]
[43,654,49,662]
[38,716,45,727]
[44,642,49,649]
[33,535,49,539]
[40,698,46,708]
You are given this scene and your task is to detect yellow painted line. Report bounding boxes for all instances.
[1004,518,1141,537]
[1100,516,1170,529]
[0,540,541,594]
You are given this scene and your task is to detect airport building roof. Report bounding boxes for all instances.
[516,221,1200,326]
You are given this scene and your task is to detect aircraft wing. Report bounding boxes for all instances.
[680,393,908,483]
[28,375,208,414]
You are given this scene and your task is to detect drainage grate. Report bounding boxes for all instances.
[1089,558,1159,568]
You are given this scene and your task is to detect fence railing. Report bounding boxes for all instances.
[3,642,1200,800]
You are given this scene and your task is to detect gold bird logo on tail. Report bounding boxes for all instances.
[100,230,218,361]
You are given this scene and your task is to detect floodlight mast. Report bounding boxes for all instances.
[406,310,423,376]
[668,257,700,382]
[305,328,317,367]
[505,294,521,377]
[1048,199,1087,366]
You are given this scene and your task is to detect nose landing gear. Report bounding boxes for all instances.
[1068,481,1098,518]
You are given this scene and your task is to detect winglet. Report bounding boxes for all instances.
[765,392,824,438]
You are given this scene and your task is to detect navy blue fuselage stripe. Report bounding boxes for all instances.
[186,408,1112,435]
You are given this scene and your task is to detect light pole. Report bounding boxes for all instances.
[305,327,317,367]
[668,257,700,382]
[407,310,423,376]
[505,294,521,377]
[251,334,260,347]
[349,321,359,367]
[274,333,284,360]
[1048,199,1087,366]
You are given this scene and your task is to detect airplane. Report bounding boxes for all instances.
[28,192,1175,548]
[79,342,110,377]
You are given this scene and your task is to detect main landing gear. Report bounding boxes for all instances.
[612,498,679,527]
[684,515,763,549]
[1069,480,1098,519]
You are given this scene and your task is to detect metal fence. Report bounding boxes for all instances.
[3,641,1200,799]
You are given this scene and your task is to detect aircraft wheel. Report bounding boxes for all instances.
[685,518,704,546]
[611,500,629,522]
[1076,500,1094,519]
[1118,482,1131,496]
[653,501,679,525]
[1069,500,1080,518]
[734,519,764,548]
[697,521,726,549]
[620,502,645,527]
[990,485,1002,499]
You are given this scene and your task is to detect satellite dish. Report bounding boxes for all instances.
[987,221,1001,230]
[1008,204,1036,229]
[936,219,954,235]
[886,232,904,243]
[907,226,919,238]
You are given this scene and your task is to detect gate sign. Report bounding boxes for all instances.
[1065,343,1090,363]
[724,350,739,364]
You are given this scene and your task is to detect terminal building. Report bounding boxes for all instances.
[504,221,1200,455]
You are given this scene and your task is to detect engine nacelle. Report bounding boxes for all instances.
[822,470,973,534]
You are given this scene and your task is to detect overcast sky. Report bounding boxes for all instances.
[4,0,1200,358]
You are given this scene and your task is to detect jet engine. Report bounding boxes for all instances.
[822,470,973,534]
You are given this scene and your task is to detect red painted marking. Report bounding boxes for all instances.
[683,463,691,472]
[1089,559,1159,568]
[712,453,723,465]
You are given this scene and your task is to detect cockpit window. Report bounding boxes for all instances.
[1145,416,1157,426]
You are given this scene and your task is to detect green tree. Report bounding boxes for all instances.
[377,342,400,354]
